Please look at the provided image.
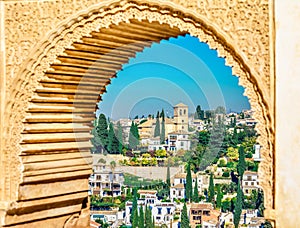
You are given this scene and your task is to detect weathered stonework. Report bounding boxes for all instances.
[0,0,275,227]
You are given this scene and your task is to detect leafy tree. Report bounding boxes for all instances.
[180,203,190,228]
[138,206,145,228]
[227,147,239,161]
[237,146,246,180]
[234,181,243,228]
[208,173,215,203]
[192,178,199,203]
[185,163,193,201]
[216,184,223,208]
[194,105,204,120]
[160,109,166,143]
[221,198,232,212]
[197,131,210,147]
[154,111,160,137]
[155,149,167,158]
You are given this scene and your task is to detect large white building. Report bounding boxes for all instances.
[125,190,176,226]
[167,130,191,152]
[242,171,260,196]
[89,164,124,197]
[170,173,208,201]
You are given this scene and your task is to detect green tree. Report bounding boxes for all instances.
[145,205,153,228]
[237,146,246,181]
[138,206,145,228]
[216,184,223,208]
[192,178,199,203]
[92,113,109,153]
[130,188,138,223]
[155,149,167,158]
[160,109,166,143]
[154,111,160,137]
[108,122,119,153]
[185,163,193,201]
[227,147,239,161]
[132,208,139,228]
[116,121,123,153]
[194,105,204,120]
[180,203,190,228]
[129,121,139,150]
[166,160,171,190]
[234,181,243,228]
[208,173,215,203]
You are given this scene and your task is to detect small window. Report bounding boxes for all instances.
[182,126,184,129]
[184,109,186,115]
[182,120,184,123]
[158,208,162,215]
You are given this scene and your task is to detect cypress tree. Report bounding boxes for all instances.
[166,160,171,190]
[194,105,201,119]
[185,163,193,202]
[116,121,123,153]
[96,113,109,153]
[130,188,138,223]
[145,205,152,228]
[108,122,119,153]
[237,146,246,181]
[160,109,165,143]
[129,121,139,150]
[138,206,144,228]
[154,111,160,137]
[91,119,102,153]
[180,203,190,228]
[192,178,199,203]
[216,184,223,208]
[234,181,243,228]
[132,208,139,228]
[208,173,215,203]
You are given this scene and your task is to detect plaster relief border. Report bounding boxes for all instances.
[2,0,274,222]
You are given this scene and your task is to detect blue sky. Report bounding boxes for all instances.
[97,34,250,120]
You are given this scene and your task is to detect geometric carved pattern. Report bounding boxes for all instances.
[1,0,274,226]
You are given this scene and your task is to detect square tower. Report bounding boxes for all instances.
[173,103,189,132]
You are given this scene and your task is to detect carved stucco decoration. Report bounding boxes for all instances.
[2,0,274,220]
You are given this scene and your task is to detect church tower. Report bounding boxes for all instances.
[173,103,188,132]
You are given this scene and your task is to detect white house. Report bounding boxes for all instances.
[147,137,167,151]
[242,171,260,195]
[125,190,176,226]
[170,184,185,201]
[167,130,191,152]
[89,164,124,197]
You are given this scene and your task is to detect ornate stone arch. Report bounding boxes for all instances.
[1,0,274,226]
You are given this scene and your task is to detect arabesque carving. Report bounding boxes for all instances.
[0,0,274,226]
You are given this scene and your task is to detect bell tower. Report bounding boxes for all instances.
[173,103,188,132]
